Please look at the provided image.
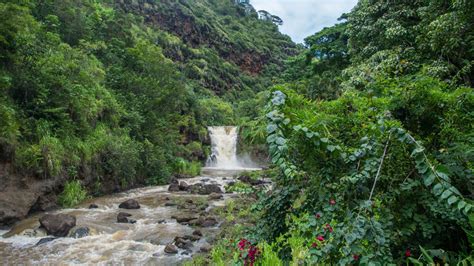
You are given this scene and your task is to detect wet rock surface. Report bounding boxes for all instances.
[117,212,133,223]
[118,199,140,209]
[164,244,178,254]
[39,214,76,237]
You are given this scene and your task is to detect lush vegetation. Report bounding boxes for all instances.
[198,0,474,265]
[0,0,295,202]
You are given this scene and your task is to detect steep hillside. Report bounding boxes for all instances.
[0,0,296,225]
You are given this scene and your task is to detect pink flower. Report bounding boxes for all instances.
[311,242,318,248]
[316,235,324,242]
[329,199,336,205]
[315,213,321,219]
[353,254,359,261]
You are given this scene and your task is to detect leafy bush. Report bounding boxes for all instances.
[174,158,202,177]
[58,180,88,207]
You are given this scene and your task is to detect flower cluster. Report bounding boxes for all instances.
[237,239,260,266]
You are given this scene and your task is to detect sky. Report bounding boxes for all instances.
[250,0,358,44]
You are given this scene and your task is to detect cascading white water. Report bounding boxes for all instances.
[206,126,241,169]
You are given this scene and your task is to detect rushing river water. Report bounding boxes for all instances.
[0,126,261,265]
[0,175,238,265]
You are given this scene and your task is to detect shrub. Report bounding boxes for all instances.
[58,180,88,207]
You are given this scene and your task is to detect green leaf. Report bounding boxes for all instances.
[267,124,277,134]
[432,184,443,196]
[293,125,301,131]
[458,200,467,210]
[419,246,434,264]
[321,138,329,143]
[447,195,458,205]
[423,173,435,186]
[327,145,336,152]
[441,189,453,200]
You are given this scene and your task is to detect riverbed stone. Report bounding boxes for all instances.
[171,215,198,224]
[168,183,180,192]
[88,204,99,209]
[200,243,212,253]
[164,244,178,254]
[69,227,90,238]
[36,237,57,246]
[208,193,223,200]
[193,229,203,236]
[118,199,140,209]
[179,182,189,191]
[117,212,132,223]
[202,217,218,227]
[39,214,76,237]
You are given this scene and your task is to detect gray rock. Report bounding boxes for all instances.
[168,183,180,192]
[117,212,132,223]
[200,243,212,253]
[179,182,189,191]
[171,215,198,224]
[69,227,90,238]
[164,244,178,254]
[39,214,76,237]
[192,229,203,236]
[118,199,140,209]
[208,193,223,200]
[88,204,99,209]
[201,217,218,227]
[36,237,57,246]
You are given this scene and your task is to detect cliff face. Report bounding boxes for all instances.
[116,0,297,92]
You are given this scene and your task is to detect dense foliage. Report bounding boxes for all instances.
[0,0,295,199]
[216,0,474,264]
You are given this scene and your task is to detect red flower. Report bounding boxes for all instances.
[246,246,260,266]
[238,239,248,251]
[311,242,318,248]
[324,223,333,232]
[353,254,359,261]
[405,249,411,257]
[316,235,324,242]
[315,213,321,219]
[330,199,336,205]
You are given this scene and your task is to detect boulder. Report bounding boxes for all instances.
[171,215,198,224]
[208,193,223,200]
[238,175,264,185]
[164,202,177,207]
[88,204,99,209]
[179,182,189,191]
[188,183,222,195]
[168,183,180,192]
[175,236,193,249]
[184,234,201,241]
[69,227,90,238]
[117,212,132,223]
[39,214,76,237]
[192,229,203,237]
[118,199,140,209]
[36,237,57,246]
[201,217,218,227]
[164,244,178,254]
[200,243,212,253]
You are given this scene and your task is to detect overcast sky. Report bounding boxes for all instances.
[251,0,358,44]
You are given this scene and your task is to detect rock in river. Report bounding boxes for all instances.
[118,199,140,209]
[164,244,178,254]
[39,214,76,237]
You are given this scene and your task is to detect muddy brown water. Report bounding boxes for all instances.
[0,174,243,265]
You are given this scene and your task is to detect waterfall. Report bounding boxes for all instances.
[206,126,242,169]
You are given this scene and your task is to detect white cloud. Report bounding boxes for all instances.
[250,0,358,43]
